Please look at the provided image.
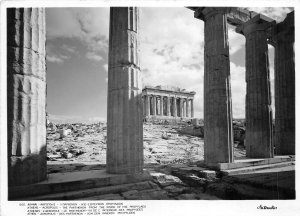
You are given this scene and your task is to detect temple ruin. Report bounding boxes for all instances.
[142,86,195,121]
[7,7,295,195]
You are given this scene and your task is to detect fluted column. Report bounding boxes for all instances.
[166,97,170,116]
[160,96,163,116]
[183,100,186,117]
[186,99,190,117]
[142,96,145,116]
[237,15,274,158]
[107,7,143,174]
[191,99,194,118]
[149,96,152,115]
[195,8,234,163]
[173,97,177,117]
[150,96,153,115]
[273,11,295,155]
[145,95,150,116]
[179,98,183,117]
[153,95,157,116]
[7,8,47,186]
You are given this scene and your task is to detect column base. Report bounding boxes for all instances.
[9,152,47,187]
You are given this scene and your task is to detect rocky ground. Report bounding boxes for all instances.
[46,121,246,168]
[44,121,248,200]
[41,121,294,200]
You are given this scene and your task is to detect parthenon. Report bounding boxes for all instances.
[6,6,295,193]
[142,86,195,120]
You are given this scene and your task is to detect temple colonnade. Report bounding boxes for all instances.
[6,7,295,187]
[142,86,195,119]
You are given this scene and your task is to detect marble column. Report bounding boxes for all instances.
[153,96,157,116]
[183,100,186,117]
[195,8,234,163]
[166,97,170,116]
[179,98,184,117]
[149,96,152,115]
[273,11,295,155]
[186,99,190,117]
[191,99,194,118]
[160,96,163,116]
[142,96,145,116]
[7,8,47,186]
[107,7,143,174]
[237,15,274,158]
[173,97,177,117]
[145,95,150,116]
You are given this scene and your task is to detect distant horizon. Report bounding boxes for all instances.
[48,113,250,124]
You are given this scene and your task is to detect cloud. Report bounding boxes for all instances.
[46,8,109,62]
[230,62,246,118]
[47,55,65,63]
[245,7,293,22]
[139,8,204,117]
[228,26,245,55]
[103,64,108,72]
[45,7,287,119]
[46,8,109,39]
[46,42,72,64]
[85,51,103,62]
[61,44,78,54]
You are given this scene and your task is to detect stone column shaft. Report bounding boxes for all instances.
[273,11,295,155]
[160,96,163,116]
[153,96,157,116]
[150,96,153,115]
[196,8,234,163]
[145,95,150,116]
[173,97,177,117]
[142,96,145,116]
[107,7,143,174]
[183,100,186,117]
[179,98,183,117]
[191,99,194,118]
[186,99,190,117]
[7,8,47,186]
[238,16,274,158]
[166,97,170,116]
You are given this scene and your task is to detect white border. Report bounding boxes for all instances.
[1,1,299,216]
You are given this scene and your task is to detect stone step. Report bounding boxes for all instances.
[219,161,295,176]
[15,181,158,200]
[207,155,295,170]
[207,166,295,199]
[206,181,294,200]
[9,170,152,200]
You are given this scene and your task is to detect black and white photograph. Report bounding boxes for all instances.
[0,0,299,215]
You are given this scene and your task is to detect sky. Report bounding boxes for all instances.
[45,7,293,122]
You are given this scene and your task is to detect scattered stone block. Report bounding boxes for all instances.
[175,193,200,200]
[163,185,187,196]
[121,190,139,199]
[150,172,184,187]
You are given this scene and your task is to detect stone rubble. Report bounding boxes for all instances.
[45,121,248,200]
[47,121,247,166]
